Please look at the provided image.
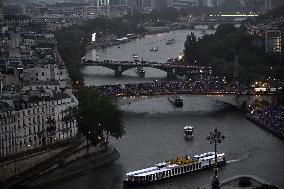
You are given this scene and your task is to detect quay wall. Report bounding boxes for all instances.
[0,145,69,182]
[0,141,120,188]
[209,95,274,109]
[27,144,120,187]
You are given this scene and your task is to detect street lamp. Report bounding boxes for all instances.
[207,127,225,189]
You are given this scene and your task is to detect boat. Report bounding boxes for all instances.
[136,67,145,77]
[168,96,183,107]
[150,47,159,51]
[201,30,206,35]
[133,54,139,63]
[123,152,226,186]
[166,39,175,45]
[184,126,193,140]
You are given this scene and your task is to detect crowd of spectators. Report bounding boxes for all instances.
[92,81,194,96]
[247,103,284,140]
[91,78,249,97]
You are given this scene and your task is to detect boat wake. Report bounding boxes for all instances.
[226,159,242,164]
[226,154,249,164]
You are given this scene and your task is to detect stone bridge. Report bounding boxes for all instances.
[116,93,274,109]
[170,20,243,30]
[81,60,212,79]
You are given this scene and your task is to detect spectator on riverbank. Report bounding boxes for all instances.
[247,103,284,140]
[92,78,248,97]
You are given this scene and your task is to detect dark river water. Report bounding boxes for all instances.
[44,30,284,189]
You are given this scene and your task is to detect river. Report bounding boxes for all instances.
[83,29,215,86]
[45,29,284,189]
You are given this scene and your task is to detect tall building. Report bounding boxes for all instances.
[0,0,4,26]
[172,0,199,9]
[109,0,128,6]
[265,30,282,53]
[92,0,110,6]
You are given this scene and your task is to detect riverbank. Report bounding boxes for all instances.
[86,29,173,51]
[246,104,284,141]
[0,140,120,189]
[26,144,120,188]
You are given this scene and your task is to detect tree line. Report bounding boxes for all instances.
[183,24,284,83]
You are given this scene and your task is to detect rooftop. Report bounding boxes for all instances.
[0,101,13,113]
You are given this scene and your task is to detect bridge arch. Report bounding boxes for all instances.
[121,66,168,74]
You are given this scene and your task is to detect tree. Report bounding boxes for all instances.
[46,116,56,144]
[215,24,237,39]
[183,32,199,65]
[63,87,125,149]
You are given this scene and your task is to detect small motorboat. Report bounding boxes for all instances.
[184,126,193,140]
[133,54,139,62]
[136,67,145,77]
[150,47,159,51]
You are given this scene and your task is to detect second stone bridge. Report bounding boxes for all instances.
[81,59,212,79]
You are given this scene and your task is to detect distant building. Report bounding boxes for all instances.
[23,64,69,91]
[265,30,282,53]
[4,15,30,27]
[172,0,199,9]
[0,0,4,26]
[109,0,128,6]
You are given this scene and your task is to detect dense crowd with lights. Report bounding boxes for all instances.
[247,103,284,140]
[91,79,249,97]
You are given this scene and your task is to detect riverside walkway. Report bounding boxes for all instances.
[1,138,84,188]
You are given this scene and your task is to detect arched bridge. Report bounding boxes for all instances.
[116,93,274,109]
[81,60,212,78]
[170,20,243,29]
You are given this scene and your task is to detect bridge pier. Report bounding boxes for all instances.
[115,66,123,77]
[115,70,122,77]
[208,23,215,30]
[167,68,177,79]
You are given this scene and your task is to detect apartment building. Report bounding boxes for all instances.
[0,93,78,158]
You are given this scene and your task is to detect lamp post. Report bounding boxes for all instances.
[207,127,225,189]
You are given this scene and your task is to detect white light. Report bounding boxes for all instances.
[92,33,96,42]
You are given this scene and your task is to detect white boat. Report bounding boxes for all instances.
[136,67,145,77]
[133,54,139,62]
[123,152,226,186]
[184,126,193,140]
[150,47,159,51]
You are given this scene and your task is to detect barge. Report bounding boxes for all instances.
[123,152,226,186]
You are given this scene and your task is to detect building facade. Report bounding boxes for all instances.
[0,93,78,158]
[0,0,4,26]
[265,30,282,53]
